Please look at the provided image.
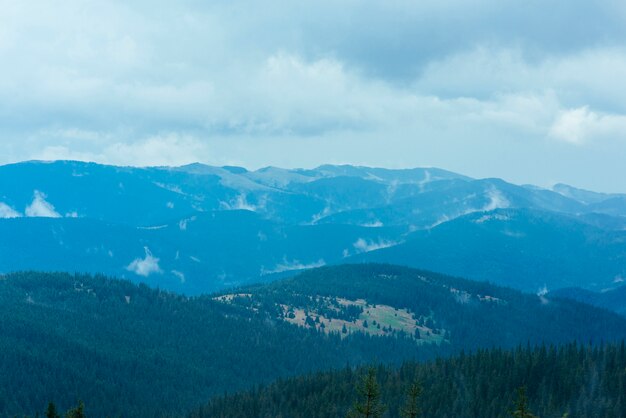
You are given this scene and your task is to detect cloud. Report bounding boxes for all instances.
[221,194,258,212]
[25,191,61,218]
[537,285,549,304]
[0,202,21,218]
[126,247,162,277]
[0,1,626,191]
[35,134,209,167]
[261,258,325,275]
[361,220,384,228]
[482,188,510,211]
[549,106,626,144]
[352,238,399,254]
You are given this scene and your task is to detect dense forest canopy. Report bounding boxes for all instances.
[194,343,626,418]
[2,265,626,417]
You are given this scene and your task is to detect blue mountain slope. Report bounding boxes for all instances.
[1,160,625,293]
[0,211,404,294]
[549,285,626,316]
[350,208,626,292]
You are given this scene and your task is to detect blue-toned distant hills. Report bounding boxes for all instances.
[0,160,624,294]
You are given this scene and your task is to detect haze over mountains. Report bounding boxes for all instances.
[0,160,625,295]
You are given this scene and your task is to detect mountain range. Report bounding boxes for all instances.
[1,160,625,294]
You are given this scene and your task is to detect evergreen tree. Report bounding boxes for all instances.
[347,368,385,418]
[65,401,85,418]
[510,387,537,418]
[45,402,60,418]
[400,380,423,418]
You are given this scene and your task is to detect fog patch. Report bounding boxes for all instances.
[221,194,258,211]
[361,220,384,227]
[0,202,21,218]
[261,258,326,275]
[178,216,196,231]
[25,191,62,218]
[482,188,510,212]
[126,247,162,277]
[537,285,549,304]
[353,238,398,253]
[310,205,332,224]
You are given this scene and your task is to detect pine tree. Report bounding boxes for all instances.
[510,387,537,418]
[400,380,422,418]
[45,402,60,418]
[347,368,385,418]
[65,401,85,418]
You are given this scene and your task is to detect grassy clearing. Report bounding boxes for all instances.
[281,297,446,344]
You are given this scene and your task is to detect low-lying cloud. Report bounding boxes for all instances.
[0,202,21,218]
[352,238,399,254]
[25,191,62,218]
[126,247,163,277]
[261,258,326,275]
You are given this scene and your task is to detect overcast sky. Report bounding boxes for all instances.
[1,0,625,191]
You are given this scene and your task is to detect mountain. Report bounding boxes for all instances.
[194,343,626,418]
[1,160,625,293]
[4,264,626,417]
[549,285,626,316]
[0,211,403,294]
[351,208,626,292]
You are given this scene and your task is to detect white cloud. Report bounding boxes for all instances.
[0,202,21,218]
[126,247,163,277]
[25,191,62,218]
[549,106,626,145]
[352,238,399,254]
[261,258,326,275]
[1,2,626,191]
[537,285,549,304]
[35,134,209,167]
[221,194,263,212]
[178,216,196,231]
[482,188,510,211]
[361,220,384,227]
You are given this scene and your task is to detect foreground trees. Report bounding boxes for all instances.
[196,343,626,417]
[510,387,537,418]
[347,368,386,418]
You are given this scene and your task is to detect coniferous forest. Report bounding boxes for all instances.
[3,266,626,417]
[194,343,626,418]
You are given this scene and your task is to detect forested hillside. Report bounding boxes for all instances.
[226,264,626,351]
[194,343,626,418]
[550,285,626,317]
[0,270,427,417]
[352,208,626,292]
[3,265,626,416]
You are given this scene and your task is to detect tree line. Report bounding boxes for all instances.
[194,342,626,417]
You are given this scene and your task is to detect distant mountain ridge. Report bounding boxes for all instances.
[549,285,626,316]
[351,208,626,292]
[0,160,624,293]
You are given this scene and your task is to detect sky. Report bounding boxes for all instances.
[1,0,625,192]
